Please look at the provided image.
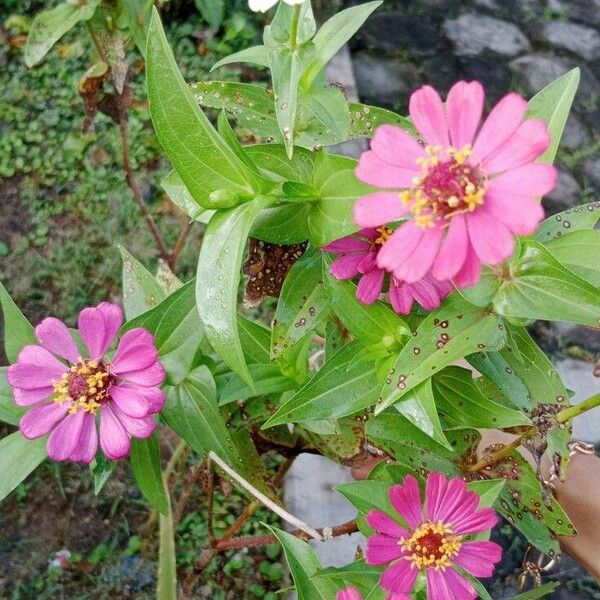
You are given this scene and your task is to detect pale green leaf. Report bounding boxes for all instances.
[0,281,36,363]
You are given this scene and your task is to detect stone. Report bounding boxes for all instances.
[544,168,582,214]
[443,14,531,58]
[458,55,512,103]
[549,0,600,26]
[352,51,421,109]
[560,114,592,151]
[554,323,600,354]
[536,21,600,63]
[580,156,600,192]
[359,12,442,57]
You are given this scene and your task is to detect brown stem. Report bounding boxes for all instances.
[466,429,536,474]
[204,461,216,544]
[169,220,194,269]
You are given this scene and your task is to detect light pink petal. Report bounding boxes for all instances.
[322,237,370,254]
[391,226,443,283]
[356,268,385,304]
[354,192,410,228]
[19,401,70,439]
[120,361,165,387]
[109,384,151,418]
[454,541,503,578]
[446,81,484,149]
[367,509,409,539]
[431,277,454,299]
[112,404,156,439]
[389,280,416,315]
[409,85,449,148]
[366,534,405,565]
[408,279,446,311]
[431,215,468,280]
[111,329,158,375]
[69,412,98,464]
[467,210,514,265]
[389,475,424,528]
[99,405,131,460]
[8,345,68,390]
[452,245,481,289]
[131,385,165,413]
[337,588,362,600]
[482,119,551,175]
[453,506,498,535]
[484,198,544,236]
[35,317,80,363]
[371,124,426,168]
[356,151,419,188]
[13,386,54,407]
[380,560,419,595]
[47,409,86,461]
[330,254,365,280]
[471,93,528,165]
[97,302,124,350]
[78,302,123,359]
[377,222,424,273]
[486,163,558,199]
[427,568,476,600]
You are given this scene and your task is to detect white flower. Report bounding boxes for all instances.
[248,0,305,13]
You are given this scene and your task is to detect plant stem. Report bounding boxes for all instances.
[466,429,536,474]
[170,221,193,268]
[289,4,302,50]
[556,392,600,424]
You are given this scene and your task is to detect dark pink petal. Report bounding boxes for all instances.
[430,476,471,523]
[354,192,410,228]
[120,361,165,387]
[446,81,484,149]
[322,236,370,254]
[19,401,70,439]
[357,251,378,274]
[377,222,424,274]
[388,475,424,528]
[452,245,481,289]
[389,280,416,315]
[408,279,446,311]
[431,277,454,299]
[427,568,477,600]
[391,226,443,283]
[445,492,480,528]
[409,85,449,148]
[425,472,449,521]
[8,345,68,389]
[330,254,365,280]
[78,302,123,359]
[99,405,131,460]
[111,329,158,375]
[69,412,98,464]
[13,386,54,407]
[366,534,405,565]
[486,163,557,199]
[35,317,80,363]
[131,385,165,413]
[336,588,363,600]
[112,404,156,439]
[454,541,502,578]
[380,560,419,595]
[371,125,425,168]
[359,228,380,240]
[431,215,469,280]
[47,409,86,461]
[482,119,551,175]
[367,509,409,539]
[356,268,385,304]
[467,210,514,265]
[453,506,498,535]
[109,384,151,418]
[471,93,528,165]
[356,151,418,188]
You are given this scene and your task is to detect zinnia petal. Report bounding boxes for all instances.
[47,409,86,462]
[109,384,152,418]
[454,541,503,578]
[322,236,370,254]
[483,198,544,236]
[8,345,68,389]
[111,328,158,375]
[336,588,362,600]
[356,151,418,188]
[35,317,80,363]
[486,163,558,199]
[388,475,424,528]
[409,85,449,148]
[389,279,416,315]
[356,268,385,304]
[19,401,70,439]
[377,222,424,274]
[408,278,447,311]
[427,568,477,600]
[380,560,419,595]
[391,226,443,283]
[69,412,98,464]
[452,506,498,535]
[353,192,410,228]
[13,386,54,407]
[452,245,481,289]
[446,81,484,149]
[366,509,409,539]
[99,405,131,460]
[78,302,123,359]
[371,125,426,169]
[120,361,166,387]
[112,404,156,439]
[330,254,365,280]
[467,210,514,265]
[131,385,166,414]
[431,215,469,280]
[365,534,405,565]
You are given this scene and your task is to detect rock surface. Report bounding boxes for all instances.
[536,21,600,62]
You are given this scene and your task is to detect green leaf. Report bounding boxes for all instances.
[119,247,166,320]
[0,370,24,426]
[510,582,560,599]
[377,296,507,414]
[211,45,269,70]
[122,0,152,58]
[130,434,169,515]
[536,200,600,242]
[92,453,116,495]
[196,197,273,385]
[216,364,296,405]
[300,1,382,88]
[157,486,177,600]
[433,366,531,429]
[194,0,224,29]
[237,316,271,364]
[313,562,384,600]
[469,479,506,508]
[545,229,600,286]
[271,249,329,359]
[0,432,47,503]
[265,341,379,426]
[146,9,262,207]
[348,102,416,139]
[161,171,214,223]
[493,239,600,328]
[457,267,499,308]
[125,281,203,385]
[24,0,100,67]
[527,68,580,164]
[0,281,36,363]
[336,479,394,517]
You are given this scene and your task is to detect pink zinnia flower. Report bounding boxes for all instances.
[322,229,452,314]
[366,472,502,600]
[7,302,165,463]
[354,81,557,288]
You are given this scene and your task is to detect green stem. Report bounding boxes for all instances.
[556,392,600,423]
[289,4,302,50]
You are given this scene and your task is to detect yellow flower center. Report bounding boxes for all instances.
[375,226,393,246]
[400,144,486,229]
[52,359,112,415]
[399,521,463,570]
